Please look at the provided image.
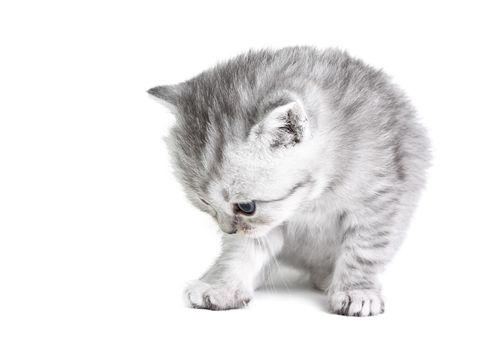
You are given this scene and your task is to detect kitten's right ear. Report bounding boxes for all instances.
[249,99,310,149]
[147,84,182,111]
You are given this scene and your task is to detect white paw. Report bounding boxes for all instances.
[330,289,385,317]
[184,280,252,310]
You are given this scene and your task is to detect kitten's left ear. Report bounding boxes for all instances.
[147,84,183,111]
[250,100,310,148]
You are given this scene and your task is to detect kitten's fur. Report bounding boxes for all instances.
[149,47,430,316]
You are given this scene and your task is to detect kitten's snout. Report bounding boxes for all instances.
[223,227,237,235]
[217,213,237,234]
[219,224,237,234]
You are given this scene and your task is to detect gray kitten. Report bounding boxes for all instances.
[149,47,430,316]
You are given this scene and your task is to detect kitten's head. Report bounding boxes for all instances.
[149,62,319,238]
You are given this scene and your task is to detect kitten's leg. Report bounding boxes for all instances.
[184,229,283,310]
[310,263,334,292]
[327,216,399,317]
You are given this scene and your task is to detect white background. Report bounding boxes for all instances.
[1,1,484,349]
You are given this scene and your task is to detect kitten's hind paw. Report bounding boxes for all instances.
[184,280,252,311]
[330,289,385,317]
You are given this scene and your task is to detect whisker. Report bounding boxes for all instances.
[257,237,274,293]
[261,237,279,294]
[263,235,290,293]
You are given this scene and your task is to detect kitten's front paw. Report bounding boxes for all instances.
[330,289,385,317]
[184,280,252,310]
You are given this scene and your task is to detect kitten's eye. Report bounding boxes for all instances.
[200,198,210,205]
[235,201,256,215]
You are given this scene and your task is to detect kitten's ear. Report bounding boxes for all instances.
[250,100,309,148]
[147,84,183,112]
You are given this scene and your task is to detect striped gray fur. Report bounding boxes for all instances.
[149,47,431,316]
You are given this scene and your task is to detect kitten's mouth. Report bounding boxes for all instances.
[223,218,271,238]
[233,226,254,237]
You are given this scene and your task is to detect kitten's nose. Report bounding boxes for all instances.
[218,221,237,234]
[224,227,237,235]
[217,214,237,234]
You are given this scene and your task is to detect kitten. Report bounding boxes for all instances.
[148,47,430,316]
